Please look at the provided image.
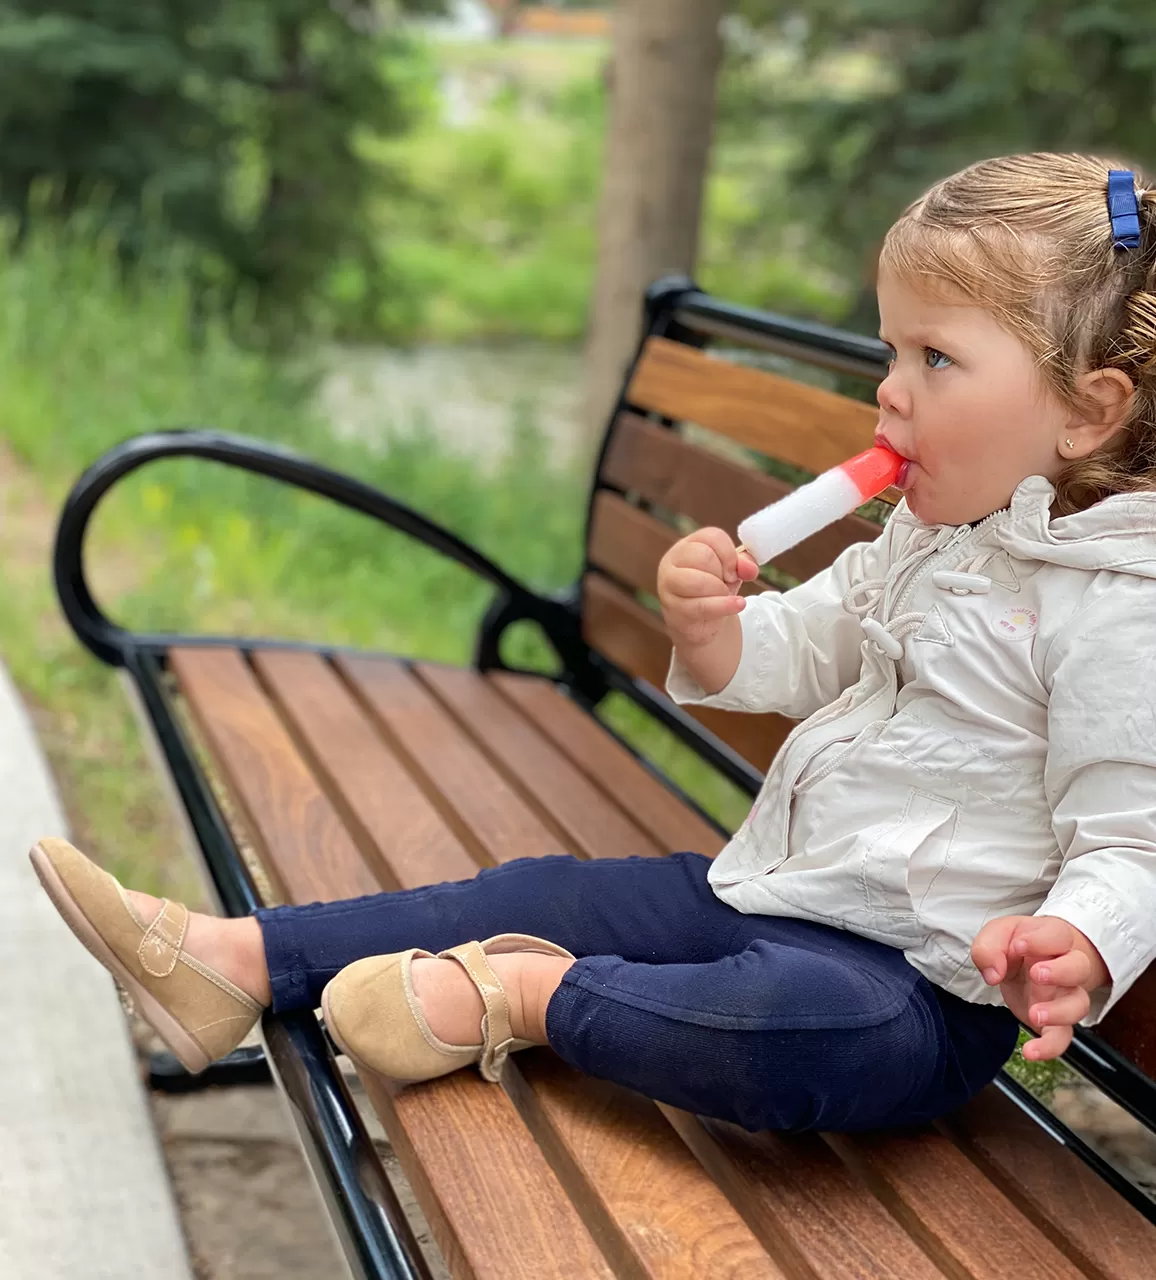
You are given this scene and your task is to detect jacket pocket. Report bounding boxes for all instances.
[865,789,960,917]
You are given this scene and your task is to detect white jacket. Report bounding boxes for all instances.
[668,475,1156,1023]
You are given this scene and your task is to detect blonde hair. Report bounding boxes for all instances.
[879,152,1156,515]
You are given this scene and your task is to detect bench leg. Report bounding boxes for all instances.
[148,1045,272,1092]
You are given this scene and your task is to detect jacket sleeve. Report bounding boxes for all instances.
[1039,580,1156,1024]
[665,521,900,721]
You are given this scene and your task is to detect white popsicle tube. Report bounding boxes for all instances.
[736,446,906,566]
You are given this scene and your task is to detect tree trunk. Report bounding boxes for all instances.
[581,0,726,440]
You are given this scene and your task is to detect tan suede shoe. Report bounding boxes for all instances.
[320,933,574,1084]
[30,837,263,1074]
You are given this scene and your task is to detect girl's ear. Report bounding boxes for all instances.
[1064,367,1135,456]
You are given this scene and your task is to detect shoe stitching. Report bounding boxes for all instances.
[179,952,263,1012]
[138,900,189,978]
[189,1013,259,1036]
[115,882,148,930]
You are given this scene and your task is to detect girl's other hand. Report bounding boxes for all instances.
[971,915,1110,1061]
[657,528,760,649]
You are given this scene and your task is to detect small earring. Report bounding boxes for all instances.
[1065,437,1075,451]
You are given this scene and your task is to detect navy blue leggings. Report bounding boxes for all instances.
[256,852,1017,1133]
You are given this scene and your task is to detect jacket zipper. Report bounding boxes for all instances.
[890,507,1009,619]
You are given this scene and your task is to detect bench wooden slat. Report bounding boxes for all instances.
[625,337,878,476]
[489,672,727,856]
[942,1088,1156,1280]
[664,1109,946,1279]
[582,571,792,773]
[507,1052,789,1279]
[338,655,562,866]
[252,650,480,890]
[361,1073,615,1280]
[828,1129,1091,1280]
[587,489,679,597]
[415,662,665,861]
[169,647,381,902]
[601,413,883,584]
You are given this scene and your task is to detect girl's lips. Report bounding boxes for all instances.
[875,431,914,490]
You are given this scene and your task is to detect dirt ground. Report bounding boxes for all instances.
[131,1016,451,1280]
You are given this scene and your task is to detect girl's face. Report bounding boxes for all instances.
[874,267,1071,525]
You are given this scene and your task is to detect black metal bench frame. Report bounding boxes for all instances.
[52,279,1156,1279]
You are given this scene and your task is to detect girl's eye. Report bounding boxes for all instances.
[925,347,953,370]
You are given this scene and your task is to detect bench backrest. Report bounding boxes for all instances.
[581,279,1156,1120]
[584,302,883,774]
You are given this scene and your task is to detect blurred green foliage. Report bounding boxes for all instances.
[369,66,605,340]
[0,226,581,648]
[738,0,1156,328]
[373,35,849,340]
[0,0,445,342]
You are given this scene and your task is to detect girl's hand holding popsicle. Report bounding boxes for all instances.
[658,529,760,645]
[658,529,760,694]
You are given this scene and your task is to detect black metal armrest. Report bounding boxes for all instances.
[53,429,584,670]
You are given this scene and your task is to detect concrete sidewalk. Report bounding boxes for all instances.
[0,662,192,1279]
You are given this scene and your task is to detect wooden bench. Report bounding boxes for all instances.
[54,278,1156,1279]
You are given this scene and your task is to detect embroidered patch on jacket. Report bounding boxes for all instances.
[913,604,954,647]
[992,605,1038,640]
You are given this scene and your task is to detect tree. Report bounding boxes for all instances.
[0,0,444,341]
[581,0,727,438]
[767,0,1156,331]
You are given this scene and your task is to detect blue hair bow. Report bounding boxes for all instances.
[1108,169,1141,250]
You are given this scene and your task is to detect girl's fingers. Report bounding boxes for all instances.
[675,594,746,625]
[666,567,735,599]
[735,550,760,581]
[686,528,741,581]
[1011,916,1073,959]
[971,916,1021,984]
[1022,1024,1074,1061]
[1030,950,1092,990]
[1029,987,1090,1030]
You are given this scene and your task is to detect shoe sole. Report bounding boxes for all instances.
[30,842,211,1074]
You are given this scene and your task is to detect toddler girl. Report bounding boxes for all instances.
[32,152,1156,1133]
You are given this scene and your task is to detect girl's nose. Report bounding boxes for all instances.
[876,367,910,418]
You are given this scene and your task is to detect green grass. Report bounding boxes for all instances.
[1002,1030,1077,1102]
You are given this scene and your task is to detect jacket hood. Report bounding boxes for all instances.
[984,475,1156,580]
